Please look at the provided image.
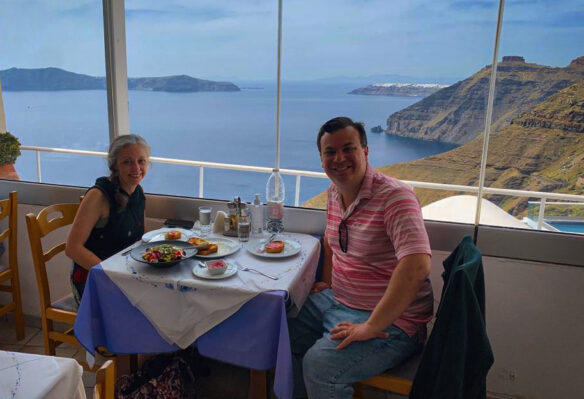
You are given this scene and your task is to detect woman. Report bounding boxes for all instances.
[66,134,150,304]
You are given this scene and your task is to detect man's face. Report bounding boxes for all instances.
[319,126,369,190]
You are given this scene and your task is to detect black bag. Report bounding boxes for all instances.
[117,349,198,399]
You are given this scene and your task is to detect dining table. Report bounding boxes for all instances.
[0,350,86,399]
[74,231,321,399]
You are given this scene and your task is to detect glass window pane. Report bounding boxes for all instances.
[0,1,109,184]
[125,2,278,203]
[286,1,497,219]
[483,1,584,233]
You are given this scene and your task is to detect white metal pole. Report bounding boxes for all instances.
[274,0,283,173]
[474,0,505,233]
[36,150,42,182]
[102,0,130,140]
[199,167,204,198]
[536,197,546,230]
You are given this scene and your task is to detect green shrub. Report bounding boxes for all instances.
[0,131,21,165]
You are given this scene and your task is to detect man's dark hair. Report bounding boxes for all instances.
[317,116,367,153]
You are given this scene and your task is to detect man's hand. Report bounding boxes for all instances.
[330,321,389,350]
[311,281,330,293]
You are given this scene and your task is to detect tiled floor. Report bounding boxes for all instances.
[0,314,403,399]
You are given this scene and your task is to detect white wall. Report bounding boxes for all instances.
[430,251,584,399]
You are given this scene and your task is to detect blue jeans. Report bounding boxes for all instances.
[288,289,422,399]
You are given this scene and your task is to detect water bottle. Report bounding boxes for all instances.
[251,193,264,236]
[266,170,285,233]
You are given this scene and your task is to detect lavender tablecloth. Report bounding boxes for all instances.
[75,261,313,399]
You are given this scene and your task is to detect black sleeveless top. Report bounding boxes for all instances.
[72,177,145,285]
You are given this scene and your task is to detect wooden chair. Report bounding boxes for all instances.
[0,191,25,340]
[93,360,116,399]
[353,351,421,397]
[25,202,81,356]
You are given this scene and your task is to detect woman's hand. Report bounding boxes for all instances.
[330,321,389,350]
[311,281,330,293]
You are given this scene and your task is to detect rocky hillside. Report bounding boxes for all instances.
[303,79,584,215]
[385,56,584,144]
[128,75,239,92]
[0,67,240,92]
[349,83,447,97]
[0,67,104,90]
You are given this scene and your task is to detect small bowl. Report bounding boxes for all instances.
[206,259,228,275]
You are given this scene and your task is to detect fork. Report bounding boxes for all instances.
[235,262,279,280]
[121,240,141,256]
[121,247,134,256]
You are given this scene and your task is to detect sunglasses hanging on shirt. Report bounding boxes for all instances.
[338,219,348,253]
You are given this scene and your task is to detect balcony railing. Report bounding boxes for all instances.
[21,145,584,227]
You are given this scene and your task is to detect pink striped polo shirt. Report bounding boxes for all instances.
[326,165,433,337]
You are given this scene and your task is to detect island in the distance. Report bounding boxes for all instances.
[349,83,448,97]
[0,67,240,93]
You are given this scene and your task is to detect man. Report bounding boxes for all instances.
[288,116,433,399]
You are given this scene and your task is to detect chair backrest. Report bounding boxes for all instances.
[410,235,494,399]
[0,191,18,271]
[25,203,79,310]
[94,360,116,399]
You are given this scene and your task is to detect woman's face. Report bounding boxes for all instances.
[114,144,149,191]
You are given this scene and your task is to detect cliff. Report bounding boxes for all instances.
[349,83,447,97]
[385,56,584,144]
[0,67,240,92]
[303,79,584,215]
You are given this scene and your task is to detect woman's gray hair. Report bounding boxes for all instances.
[107,134,151,211]
[107,134,151,177]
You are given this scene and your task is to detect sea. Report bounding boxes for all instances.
[4,82,457,205]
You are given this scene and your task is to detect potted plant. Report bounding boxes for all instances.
[0,131,21,180]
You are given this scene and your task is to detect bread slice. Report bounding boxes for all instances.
[188,237,218,255]
[197,244,218,255]
[188,237,208,246]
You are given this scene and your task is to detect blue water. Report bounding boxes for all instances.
[547,221,584,233]
[4,82,457,205]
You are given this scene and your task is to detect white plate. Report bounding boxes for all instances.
[192,262,238,280]
[193,237,241,259]
[245,239,302,258]
[142,227,194,243]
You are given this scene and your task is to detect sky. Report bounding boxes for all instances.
[0,0,583,82]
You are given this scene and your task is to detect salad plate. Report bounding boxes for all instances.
[192,261,238,280]
[245,238,301,258]
[194,237,241,259]
[130,240,198,268]
[142,227,194,243]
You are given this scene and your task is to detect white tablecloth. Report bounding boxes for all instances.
[102,232,320,348]
[0,351,85,399]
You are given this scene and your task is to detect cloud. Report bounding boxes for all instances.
[1,0,582,80]
[450,1,496,11]
[125,6,233,22]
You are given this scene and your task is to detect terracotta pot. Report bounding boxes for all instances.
[0,163,20,181]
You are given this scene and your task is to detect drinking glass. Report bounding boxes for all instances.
[199,206,212,237]
[238,220,251,242]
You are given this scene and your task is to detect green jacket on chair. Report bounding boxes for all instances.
[410,235,494,399]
